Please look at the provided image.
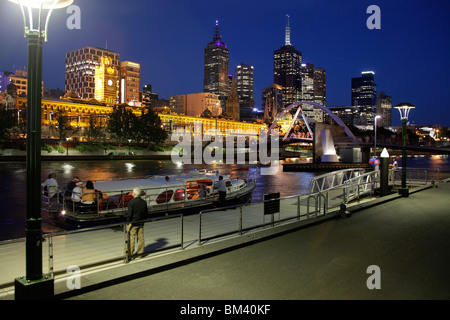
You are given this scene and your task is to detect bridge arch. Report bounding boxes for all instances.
[269,101,356,140]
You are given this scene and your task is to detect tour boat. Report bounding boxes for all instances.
[48,169,256,227]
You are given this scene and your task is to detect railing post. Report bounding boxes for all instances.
[48,236,53,278]
[123,223,130,263]
[239,206,243,235]
[297,195,300,220]
[180,215,184,249]
[198,212,202,245]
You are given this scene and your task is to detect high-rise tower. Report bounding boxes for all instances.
[274,15,302,108]
[204,20,229,113]
[65,46,119,100]
[351,71,377,125]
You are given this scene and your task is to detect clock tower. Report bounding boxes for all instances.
[95,55,118,104]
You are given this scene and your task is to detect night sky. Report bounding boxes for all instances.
[1,0,449,127]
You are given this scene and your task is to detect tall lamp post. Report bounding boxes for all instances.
[10,0,73,300]
[394,102,415,197]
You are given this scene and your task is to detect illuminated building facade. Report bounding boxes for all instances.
[262,84,283,122]
[351,71,377,126]
[65,46,120,100]
[120,61,141,104]
[376,92,392,128]
[235,63,255,121]
[274,15,302,108]
[159,112,266,136]
[169,92,221,117]
[95,56,119,105]
[204,20,229,112]
[142,84,158,108]
[0,69,44,97]
[14,97,263,139]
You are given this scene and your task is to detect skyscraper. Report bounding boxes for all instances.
[119,61,140,105]
[351,71,377,125]
[235,63,255,121]
[300,63,326,122]
[376,92,392,127]
[65,46,120,100]
[273,15,302,108]
[204,20,229,113]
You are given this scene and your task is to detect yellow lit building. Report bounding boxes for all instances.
[94,56,118,105]
[15,97,266,139]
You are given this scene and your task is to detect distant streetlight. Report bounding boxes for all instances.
[66,137,69,156]
[394,102,415,197]
[374,115,381,158]
[9,0,74,300]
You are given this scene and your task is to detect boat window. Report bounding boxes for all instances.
[226,181,232,187]
[156,190,174,204]
[173,189,185,201]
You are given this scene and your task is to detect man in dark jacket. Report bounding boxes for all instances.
[127,187,148,259]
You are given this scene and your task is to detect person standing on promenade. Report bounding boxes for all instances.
[127,187,148,260]
[215,175,227,207]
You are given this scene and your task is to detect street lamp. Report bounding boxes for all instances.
[9,0,73,300]
[374,115,381,158]
[394,102,415,197]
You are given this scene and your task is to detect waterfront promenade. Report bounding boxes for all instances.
[1,178,449,301]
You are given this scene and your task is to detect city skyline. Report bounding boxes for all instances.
[0,0,449,127]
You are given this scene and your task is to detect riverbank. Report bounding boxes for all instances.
[0,148,173,162]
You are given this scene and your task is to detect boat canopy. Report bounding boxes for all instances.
[92,170,229,197]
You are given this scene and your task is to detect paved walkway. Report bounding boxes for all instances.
[2,182,449,302]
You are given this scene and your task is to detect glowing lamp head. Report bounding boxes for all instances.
[9,0,73,9]
[394,102,415,120]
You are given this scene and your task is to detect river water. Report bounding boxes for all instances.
[0,155,449,241]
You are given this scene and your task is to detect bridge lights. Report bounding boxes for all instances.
[394,102,415,197]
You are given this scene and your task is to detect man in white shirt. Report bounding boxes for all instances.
[215,175,227,206]
[41,173,59,198]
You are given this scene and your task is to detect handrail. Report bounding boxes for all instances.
[309,168,366,193]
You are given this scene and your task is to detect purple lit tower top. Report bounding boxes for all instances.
[204,20,230,113]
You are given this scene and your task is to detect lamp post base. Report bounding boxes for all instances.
[14,275,54,300]
[398,187,409,197]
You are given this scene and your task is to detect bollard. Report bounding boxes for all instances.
[380,148,390,197]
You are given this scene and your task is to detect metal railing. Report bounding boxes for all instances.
[309,168,366,193]
[198,167,437,245]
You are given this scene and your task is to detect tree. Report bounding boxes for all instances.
[0,105,16,140]
[54,109,76,142]
[135,108,168,146]
[84,115,104,143]
[107,104,138,145]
